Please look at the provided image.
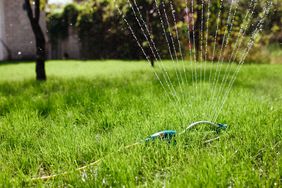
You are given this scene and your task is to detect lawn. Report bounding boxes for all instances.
[0,60,281,187]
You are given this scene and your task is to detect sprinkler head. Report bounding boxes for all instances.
[216,123,228,133]
[218,123,228,130]
[145,130,176,143]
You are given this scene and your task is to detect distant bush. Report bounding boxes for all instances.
[47,4,79,43]
[46,0,282,62]
[245,47,271,64]
[47,12,68,43]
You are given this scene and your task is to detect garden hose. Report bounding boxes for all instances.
[30,121,227,182]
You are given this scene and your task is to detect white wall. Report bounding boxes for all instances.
[0,0,6,60]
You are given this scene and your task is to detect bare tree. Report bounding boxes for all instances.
[24,0,46,80]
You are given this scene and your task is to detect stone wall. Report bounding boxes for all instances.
[1,0,47,60]
[0,0,7,60]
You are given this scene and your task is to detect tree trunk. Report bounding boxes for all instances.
[195,0,202,62]
[149,55,155,67]
[34,25,46,80]
[24,0,47,81]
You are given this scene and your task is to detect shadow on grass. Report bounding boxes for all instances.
[0,60,36,66]
[0,66,261,97]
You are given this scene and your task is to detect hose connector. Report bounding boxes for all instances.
[145,130,176,143]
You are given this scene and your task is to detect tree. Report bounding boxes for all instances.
[24,0,46,81]
[194,0,203,61]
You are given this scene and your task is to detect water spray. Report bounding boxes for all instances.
[29,0,272,183]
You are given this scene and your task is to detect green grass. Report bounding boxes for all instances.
[0,60,281,187]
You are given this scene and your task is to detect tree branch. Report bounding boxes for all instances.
[24,0,34,22]
[35,0,40,23]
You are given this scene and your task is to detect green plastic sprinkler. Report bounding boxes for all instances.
[145,121,227,143]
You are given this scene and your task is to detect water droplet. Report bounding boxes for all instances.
[102,178,107,185]
[81,171,88,182]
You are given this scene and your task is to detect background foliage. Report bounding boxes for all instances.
[46,0,282,62]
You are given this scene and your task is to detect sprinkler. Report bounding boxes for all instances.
[145,121,227,143]
[30,121,228,181]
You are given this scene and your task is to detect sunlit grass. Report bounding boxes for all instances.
[0,60,281,186]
